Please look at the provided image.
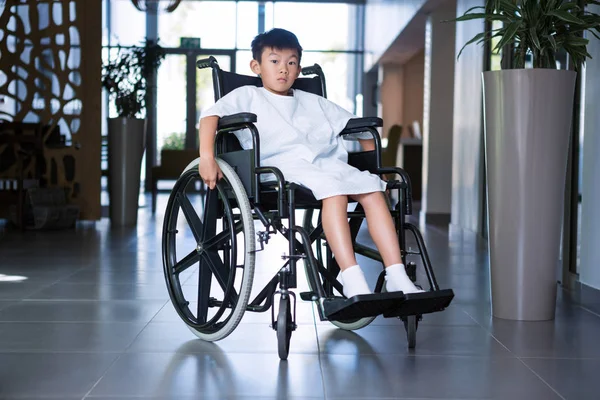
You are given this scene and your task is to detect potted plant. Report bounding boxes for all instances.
[102,39,165,226]
[454,0,600,320]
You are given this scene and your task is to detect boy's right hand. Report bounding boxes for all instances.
[199,156,223,190]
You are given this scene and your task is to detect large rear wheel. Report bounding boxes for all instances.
[162,158,255,341]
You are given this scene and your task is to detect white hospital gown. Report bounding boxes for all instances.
[200,86,386,200]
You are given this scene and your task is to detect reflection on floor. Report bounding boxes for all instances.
[0,195,598,399]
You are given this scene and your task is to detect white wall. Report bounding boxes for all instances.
[364,0,427,71]
[580,4,600,290]
[450,0,486,233]
[421,0,456,219]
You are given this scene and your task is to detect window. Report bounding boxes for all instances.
[302,52,357,113]
[109,0,145,46]
[236,50,253,74]
[159,1,236,49]
[272,3,354,51]
[236,2,259,49]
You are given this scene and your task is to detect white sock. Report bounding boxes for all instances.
[341,265,371,298]
[385,263,424,294]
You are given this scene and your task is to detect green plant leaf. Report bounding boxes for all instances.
[565,35,590,46]
[463,5,485,15]
[588,29,600,41]
[558,2,580,12]
[547,33,558,51]
[493,21,521,53]
[530,27,541,50]
[498,0,520,15]
[456,32,487,59]
[547,10,585,25]
[453,12,492,22]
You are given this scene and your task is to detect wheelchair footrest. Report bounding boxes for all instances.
[323,292,407,321]
[382,289,455,318]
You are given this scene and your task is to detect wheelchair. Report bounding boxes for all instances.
[162,56,454,360]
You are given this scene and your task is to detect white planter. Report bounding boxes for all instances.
[483,69,576,321]
[107,117,146,226]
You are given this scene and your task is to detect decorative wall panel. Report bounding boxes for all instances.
[0,0,101,219]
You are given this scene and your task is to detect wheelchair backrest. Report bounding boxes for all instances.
[198,56,327,101]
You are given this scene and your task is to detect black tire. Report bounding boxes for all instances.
[277,295,293,360]
[302,209,375,331]
[404,315,417,349]
[162,158,255,341]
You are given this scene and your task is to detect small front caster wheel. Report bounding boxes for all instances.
[403,315,418,349]
[277,295,294,360]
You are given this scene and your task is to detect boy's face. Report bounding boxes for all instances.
[250,47,300,96]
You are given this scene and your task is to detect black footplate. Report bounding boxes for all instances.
[323,292,407,321]
[382,289,455,318]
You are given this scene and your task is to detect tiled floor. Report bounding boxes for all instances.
[0,197,599,399]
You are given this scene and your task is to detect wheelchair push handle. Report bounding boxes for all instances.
[197,56,218,70]
[301,64,323,76]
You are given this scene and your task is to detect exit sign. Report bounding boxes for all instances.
[180,37,201,48]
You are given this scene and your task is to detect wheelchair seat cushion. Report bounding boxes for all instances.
[200,86,387,200]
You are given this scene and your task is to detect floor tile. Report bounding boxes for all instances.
[86,397,324,400]
[1,397,82,400]
[89,352,324,398]
[0,282,54,300]
[0,300,167,323]
[0,266,82,282]
[521,358,600,400]
[467,304,600,358]
[127,320,319,355]
[316,323,513,357]
[26,282,170,301]
[321,354,561,399]
[154,298,317,325]
[0,352,118,397]
[62,268,173,285]
[0,321,146,352]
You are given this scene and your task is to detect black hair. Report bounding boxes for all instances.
[251,28,303,63]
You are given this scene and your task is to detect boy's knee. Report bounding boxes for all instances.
[352,191,381,204]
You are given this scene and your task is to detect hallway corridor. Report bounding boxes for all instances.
[0,199,598,399]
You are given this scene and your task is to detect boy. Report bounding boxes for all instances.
[198,28,422,297]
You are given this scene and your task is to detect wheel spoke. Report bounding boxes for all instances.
[172,249,201,275]
[202,188,219,240]
[197,259,212,324]
[202,250,239,306]
[203,220,244,250]
[177,192,203,242]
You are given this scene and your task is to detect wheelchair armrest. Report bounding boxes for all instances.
[218,113,257,130]
[339,117,383,135]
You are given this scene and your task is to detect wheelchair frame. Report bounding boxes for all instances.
[162,56,454,360]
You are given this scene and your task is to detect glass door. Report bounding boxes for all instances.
[156,54,187,160]
[156,51,233,159]
[193,54,233,149]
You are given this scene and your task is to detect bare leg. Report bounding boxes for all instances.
[352,191,422,293]
[351,191,402,266]
[321,195,371,297]
[321,195,357,271]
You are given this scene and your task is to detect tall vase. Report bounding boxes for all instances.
[108,117,146,226]
[482,69,576,321]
